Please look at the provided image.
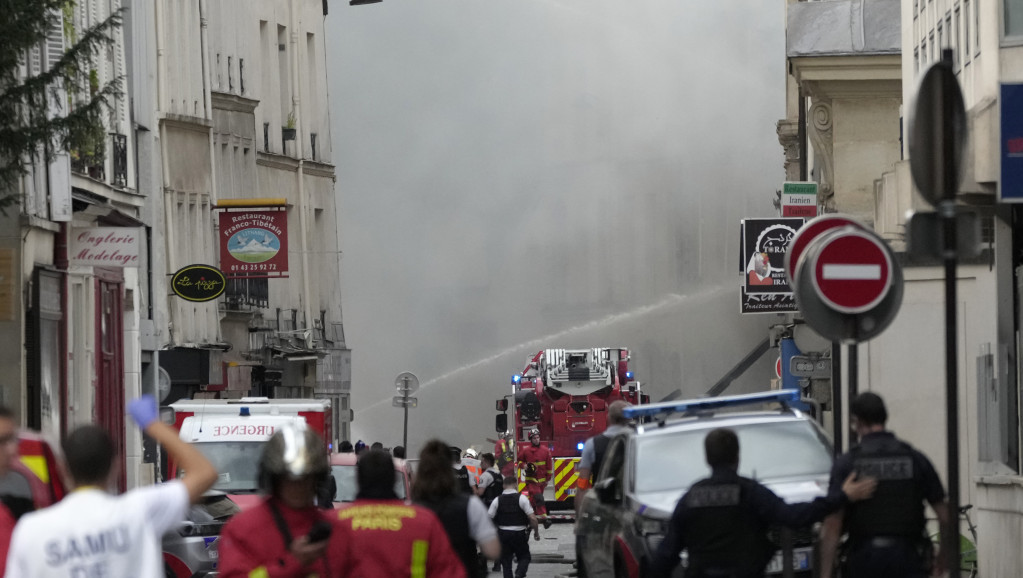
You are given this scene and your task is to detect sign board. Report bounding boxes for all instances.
[740,218,803,314]
[789,356,832,378]
[1000,83,1023,202]
[171,265,226,302]
[219,209,289,278]
[784,215,866,286]
[71,227,141,267]
[392,396,418,408]
[909,59,966,206]
[781,182,818,218]
[395,372,420,394]
[809,229,893,315]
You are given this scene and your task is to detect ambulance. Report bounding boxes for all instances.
[168,397,333,509]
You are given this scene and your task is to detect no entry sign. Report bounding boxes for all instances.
[809,230,893,314]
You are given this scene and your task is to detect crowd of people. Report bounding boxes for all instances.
[0,390,949,578]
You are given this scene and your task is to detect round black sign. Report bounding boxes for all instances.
[171,265,226,302]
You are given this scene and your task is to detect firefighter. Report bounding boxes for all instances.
[517,427,553,529]
[463,448,482,488]
[218,422,341,578]
[494,432,516,478]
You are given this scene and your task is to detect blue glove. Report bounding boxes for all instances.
[127,395,159,429]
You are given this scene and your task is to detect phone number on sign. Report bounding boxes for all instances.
[229,263,278,271]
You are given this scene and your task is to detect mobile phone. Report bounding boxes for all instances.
[307,520,333,543]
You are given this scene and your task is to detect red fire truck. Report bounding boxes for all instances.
[496,348,647,511]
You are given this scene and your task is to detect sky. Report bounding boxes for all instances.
[325,0,788,454]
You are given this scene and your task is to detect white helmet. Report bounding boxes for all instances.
[528,427,540,439]
[463,448,479,460]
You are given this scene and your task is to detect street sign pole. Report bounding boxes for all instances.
[393,372,420,456]
[832,341,843,454]
[403,401,409,454]
[848,343,858,403]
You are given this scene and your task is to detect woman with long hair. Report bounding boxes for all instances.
[412,439,501,578]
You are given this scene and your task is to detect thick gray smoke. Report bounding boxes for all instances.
[325,0,787,455]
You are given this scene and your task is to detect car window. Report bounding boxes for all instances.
[190,442,262,492]
[635,420,833,494]
[331,465,407,502]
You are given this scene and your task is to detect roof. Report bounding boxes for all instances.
[787,0,901,58]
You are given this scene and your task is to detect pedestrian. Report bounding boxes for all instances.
[575,400,630,514]
[219,422,341,577]
[371,441,384,451]
[648,427,876,578]
[494,431,516,478]
[413,439,500,578]
[0,406,18,574]
[4,395,218,578]
[574,400,630,578]
[488,475,540,578]
[354,439,367,456]
[339,440,354,453]
[516,427,553,528]
[393,445,406,459]
[450,446,474,494]
[818,392,949,578]
[332,448,466,577]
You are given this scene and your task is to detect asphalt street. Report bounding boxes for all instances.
[487,519,577,578]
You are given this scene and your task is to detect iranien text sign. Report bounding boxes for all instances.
[781,182,818,218]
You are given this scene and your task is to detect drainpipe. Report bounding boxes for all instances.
[290,0,314,335]
[155,0,175,343]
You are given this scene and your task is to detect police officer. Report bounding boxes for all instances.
[575,400,631,515]
[819,392,949,578]
[648,428,876,578]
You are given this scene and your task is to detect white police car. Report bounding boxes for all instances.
[576,390,834,578]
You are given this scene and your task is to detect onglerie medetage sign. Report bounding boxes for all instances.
[171,265,226,302]
[71,227,141,267]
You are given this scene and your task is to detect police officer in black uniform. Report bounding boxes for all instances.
[819,392,949,578]
[648,428,876,578]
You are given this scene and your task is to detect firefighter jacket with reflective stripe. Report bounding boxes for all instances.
[495,439,515,477]
[517,444,552,484]
[218,497,340,578]
[334,499,467,578]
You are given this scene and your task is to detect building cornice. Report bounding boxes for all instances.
[256,153,336,179]
[211,92,259,113]
[160,113,213,132]
[71,174,145,209]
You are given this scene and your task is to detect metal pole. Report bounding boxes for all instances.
[403,401,409,454]
[939,49,960,572]
[832,341,843,455]
[848,342,858,402]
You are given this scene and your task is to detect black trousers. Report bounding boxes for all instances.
[498,529,531,578]
[844,539,928,578]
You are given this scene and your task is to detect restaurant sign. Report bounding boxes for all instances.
[171,265,226,302]
[218,209,289,278]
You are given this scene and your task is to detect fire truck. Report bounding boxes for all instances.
[496,348,648,511]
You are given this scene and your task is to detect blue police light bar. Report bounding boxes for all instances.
[622,390,800,420]
[576,441,585,451]
[511,374,522,385]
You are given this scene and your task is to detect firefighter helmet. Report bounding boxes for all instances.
[463,448,479,460]
[258,422,329,490]
[528,427,540,439]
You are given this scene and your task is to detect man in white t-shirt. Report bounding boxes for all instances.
[5,395,217,578]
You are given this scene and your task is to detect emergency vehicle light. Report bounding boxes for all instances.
[622,390,800,420]
[512,374,522,385]
[626,371,634,380]
[576,441,585,451]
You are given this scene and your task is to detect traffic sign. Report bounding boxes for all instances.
[784,215,867,286]
[775,357,782,379]
[395,371,419,394]
[809,229,893,315]
[789,356,832,378]
[392,396,418,408]
[781,182,818,218]
[910,59,966,206]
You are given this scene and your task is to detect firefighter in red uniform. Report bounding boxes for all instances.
[219,422,342,578]
[494,432,516,478]
[333,449,467,577]
[517,427,553,529]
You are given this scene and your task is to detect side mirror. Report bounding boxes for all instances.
[496,399,508,412]
[594,477,620,504]
[495,413,508,434]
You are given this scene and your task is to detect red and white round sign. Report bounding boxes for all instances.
[810,230,893,315]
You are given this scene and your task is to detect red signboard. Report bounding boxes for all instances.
[810,230,892,314]
[218,209,289,278]
[784,215,866,285]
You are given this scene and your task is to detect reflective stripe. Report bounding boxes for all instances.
[248,567,270,578]
[554,458,580,500]
[411,539,428,578]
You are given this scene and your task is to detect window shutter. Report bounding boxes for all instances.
[45,9,72,221]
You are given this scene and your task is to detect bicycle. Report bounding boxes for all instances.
[929,504,979,577]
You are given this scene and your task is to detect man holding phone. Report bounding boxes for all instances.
[219,422,341,577]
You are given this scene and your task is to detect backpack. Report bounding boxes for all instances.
[481,470,503,506]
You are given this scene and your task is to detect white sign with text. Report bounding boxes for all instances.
[71,227,141,267]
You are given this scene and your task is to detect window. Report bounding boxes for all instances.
[216,53,222,89]
[955,8,962,70]
[1007,0,1023,37]
[239,58,245,94]
[965,0,972,55]
[228,56,233,92]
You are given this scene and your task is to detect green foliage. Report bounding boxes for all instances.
[286,110,297,129]
[0,0,123,213]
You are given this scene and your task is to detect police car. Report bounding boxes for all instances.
[575,390,834,578]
